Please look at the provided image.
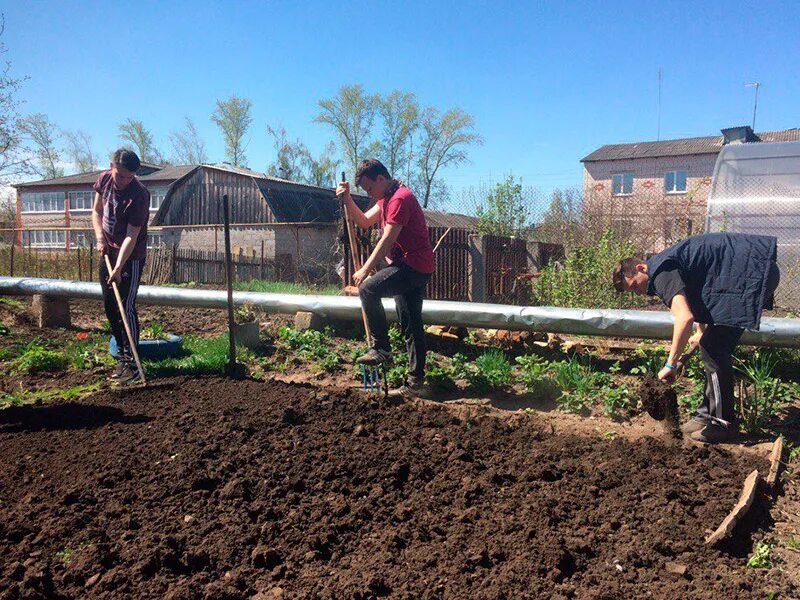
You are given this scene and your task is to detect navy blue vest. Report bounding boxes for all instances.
[646,233,777,330]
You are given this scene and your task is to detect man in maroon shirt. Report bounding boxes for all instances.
[337,159,435,397]
[92,148,151,384]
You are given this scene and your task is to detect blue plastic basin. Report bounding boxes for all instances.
[109,334,183,360]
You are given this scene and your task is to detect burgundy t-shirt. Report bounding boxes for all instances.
[378,183,434,274]
[93,171,150,260]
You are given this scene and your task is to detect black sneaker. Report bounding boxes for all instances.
[690,423,739,444]
[680,416,708,435]
[389,380,436,400]
[110,359,128,380]
[116,362,142,385]
[356,348,391,366]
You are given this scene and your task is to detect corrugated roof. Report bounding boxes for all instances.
[422,209,478,230]
[581,128,800,162]
[15,164,196,188]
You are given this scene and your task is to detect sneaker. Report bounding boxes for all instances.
[389,380,437,400]
[116,362,142,385]
[356,348,391,366]
[110,359,128,380]
[690,423,739,444]
[680,416,708,435]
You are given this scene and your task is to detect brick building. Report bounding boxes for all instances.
[581,125,800,252]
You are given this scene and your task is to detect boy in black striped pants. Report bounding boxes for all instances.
[92,149,151,384]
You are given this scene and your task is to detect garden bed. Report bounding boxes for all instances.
[0,377,794,599]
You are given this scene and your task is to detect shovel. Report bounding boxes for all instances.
[639,338,701,437]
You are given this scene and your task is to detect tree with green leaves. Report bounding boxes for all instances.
[416,106,482,208]
[63,129,97,173]
[118,118,163,164]
[314,84,379,176]
[378,90,419,178]
[0,15,32,183]
[169,117,207,164]
[303,141,340,188]
[476,175,529,237]
[537,186,584,244]
[18,113,63,179]
[211,95,252,167]
[266,125,308,181]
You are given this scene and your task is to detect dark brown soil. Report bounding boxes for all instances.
[639,374,681,438]
[0,377,792,599]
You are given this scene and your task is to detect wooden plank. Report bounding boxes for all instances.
[705,470,760,545]
[766,437,785,494]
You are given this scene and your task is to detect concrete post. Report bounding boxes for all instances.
[31,294,71,329]
[468,234,486,303]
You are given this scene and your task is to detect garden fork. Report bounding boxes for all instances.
[338,171,387,397]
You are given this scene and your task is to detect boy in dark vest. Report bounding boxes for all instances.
[336,159,435,398]
[613,232,780,443]
[92,148,151,384]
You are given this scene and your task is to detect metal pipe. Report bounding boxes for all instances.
[2,276,800,348]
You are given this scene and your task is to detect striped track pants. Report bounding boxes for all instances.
[99,256,143,360]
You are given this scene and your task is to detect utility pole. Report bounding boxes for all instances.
[657,67,663,141]
[745,82,761,130]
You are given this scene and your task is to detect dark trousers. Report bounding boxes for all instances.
[697,325,744,426]
[359,263,431,382]
[99,257,144,361]
[696,260,781,426]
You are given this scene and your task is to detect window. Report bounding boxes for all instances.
[21,230,66,248]
[147,187,167,211]
[147,232,165,248]
[611,173,634,196]
[664,170,687,193]
[20,192,64,213]
[69,231,92,248]
[68,190,94,211]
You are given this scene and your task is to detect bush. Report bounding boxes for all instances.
[12,345,66,374]
[515,354,549,391]
[426,365,457,393]
[474,349,513,389]
[735,351,793,435]
[532,229,645,309]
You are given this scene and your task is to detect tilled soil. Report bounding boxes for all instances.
[0,377,793,599]
[639,374,681,439]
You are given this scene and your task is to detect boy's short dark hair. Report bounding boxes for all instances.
[112,148,141,173]
[355,159,391,186]
[612,256,646,292]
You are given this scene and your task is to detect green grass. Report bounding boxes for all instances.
[0,297,25,307]
[233,280,342,295]
[143,334,256,377]
[0,382,102,408]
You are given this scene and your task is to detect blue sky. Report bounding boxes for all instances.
[4,0,799,199]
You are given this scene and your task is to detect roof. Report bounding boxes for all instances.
[255,178,344,223]
[581,127,800,162]
[422,209,478,230]
[14,164,196,188]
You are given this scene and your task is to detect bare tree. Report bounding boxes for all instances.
[416,107,482,208]
[17,113,63,179]
[169,117,207,165]
[211,95,252,167]
[118,118,164,164]
[63,129,98,173]
[0,15,33,184]
[314,84,379,176]
[378,90,419,178]
[266,125,307,181]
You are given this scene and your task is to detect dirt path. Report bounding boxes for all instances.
[0,377,793,599]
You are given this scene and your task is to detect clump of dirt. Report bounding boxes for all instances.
[0,377,791,599]
[640,373,681,438]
